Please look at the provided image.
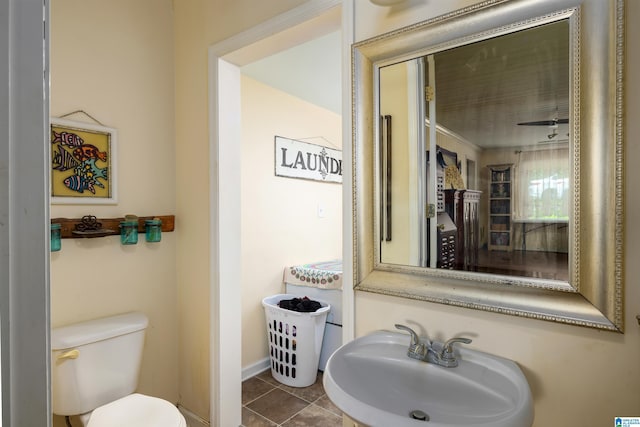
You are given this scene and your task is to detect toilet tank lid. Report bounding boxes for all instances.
[51,312,149,350]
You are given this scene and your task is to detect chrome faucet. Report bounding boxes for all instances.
[394,324,430,360]
[437,337,473,367]
[395,324,472,368]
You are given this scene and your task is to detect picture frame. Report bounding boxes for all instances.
[50,118,117,204]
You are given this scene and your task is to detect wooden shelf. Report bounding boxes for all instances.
[488,164,513,251]
[51,215,175,239]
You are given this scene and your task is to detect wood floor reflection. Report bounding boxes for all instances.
[476,249,569,281]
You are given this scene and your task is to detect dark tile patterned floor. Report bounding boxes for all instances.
[242,370,342,427]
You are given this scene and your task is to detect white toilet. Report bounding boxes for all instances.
[51,312,187,427]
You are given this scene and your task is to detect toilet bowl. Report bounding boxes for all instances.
[81,394,186,427]
[51,312,186,427]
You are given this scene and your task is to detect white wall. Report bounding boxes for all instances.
[242,30,342,115]
[241,75,342,368]
[50,1,178,425]
[351,1,640,426]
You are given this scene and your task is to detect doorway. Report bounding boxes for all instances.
[208,2,352,425]
[238,29,343,378]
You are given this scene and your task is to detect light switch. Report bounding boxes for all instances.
[317,204,326,218]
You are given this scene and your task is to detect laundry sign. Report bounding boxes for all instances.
[274,136,342,183]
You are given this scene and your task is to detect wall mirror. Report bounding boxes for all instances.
[353,0,624,331]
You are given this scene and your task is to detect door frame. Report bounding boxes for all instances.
[1,0,51,425]
[208,0,354,424]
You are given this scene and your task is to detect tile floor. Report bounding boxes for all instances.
[242,369,342,427]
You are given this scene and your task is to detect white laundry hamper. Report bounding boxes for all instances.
[262,294,330,387]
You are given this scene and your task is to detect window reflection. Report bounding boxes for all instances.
[516,148,570,221]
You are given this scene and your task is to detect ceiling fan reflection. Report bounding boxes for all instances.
[517,117,569,141]
[517,118,569,126]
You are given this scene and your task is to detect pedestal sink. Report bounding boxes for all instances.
[323,330,533,427]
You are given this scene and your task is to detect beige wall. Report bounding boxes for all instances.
[379,61,414,264]
[172,1,212,419]
[240,75,342,368]
[50,0,640,424]
[49,0,177,425]
[379,60,482,265]
[352,1,640,426]
[173,0,308,419]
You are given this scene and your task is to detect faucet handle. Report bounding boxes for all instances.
[441,337,472,363]
[395,324,420,346]
[395,324,427,360]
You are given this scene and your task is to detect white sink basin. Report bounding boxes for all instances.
[323,331,533,427]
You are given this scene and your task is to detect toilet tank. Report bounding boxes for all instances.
[51,312,149,416]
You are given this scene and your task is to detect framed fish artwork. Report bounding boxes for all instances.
[50,118,118,204]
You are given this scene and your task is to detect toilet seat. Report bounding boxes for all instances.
[87,393,187,427]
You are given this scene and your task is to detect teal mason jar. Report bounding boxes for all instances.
[145,219,162,243]
[120,220,139,245]
[50,223,61,252]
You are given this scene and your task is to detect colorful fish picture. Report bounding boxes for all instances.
[50,118,117,204]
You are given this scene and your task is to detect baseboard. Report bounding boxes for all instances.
[242,357,270,381]
[178,405,209,427]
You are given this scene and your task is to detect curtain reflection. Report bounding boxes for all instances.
[515,147,569,221]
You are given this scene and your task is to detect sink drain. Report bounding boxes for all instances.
[409,410,430,421]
